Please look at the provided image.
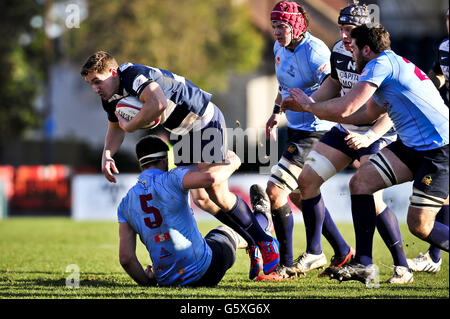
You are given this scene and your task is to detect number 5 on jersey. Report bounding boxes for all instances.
[140,193,163,229]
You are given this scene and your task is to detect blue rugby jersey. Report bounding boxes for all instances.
[359,50,449,151]
[102,63,213,134]
[331,40,396,136]
[274,31,334,132]
[117,167,212,286]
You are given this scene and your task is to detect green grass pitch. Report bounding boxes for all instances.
[0,217,448,300]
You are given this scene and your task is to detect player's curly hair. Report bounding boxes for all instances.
[80,51,119,77]
[350,24,391,54]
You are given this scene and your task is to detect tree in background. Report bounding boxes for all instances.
[0,1,44,140]
[65,0,265,92]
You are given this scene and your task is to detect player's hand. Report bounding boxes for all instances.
[281,88,312,113]
[266,114,281,141]
[144,265,157,286]
[144,265,155,278]
[344,129,377,150]
[226,150,241,170]
[102,157,119,183]
[115,111,136,133]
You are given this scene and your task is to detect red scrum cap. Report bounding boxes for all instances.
[271,1,307,39]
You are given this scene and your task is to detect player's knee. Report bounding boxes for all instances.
[349,171,370,194]
[289,192,302,210]
[297,166,323,196]
[407,211,434,239]
[266,182,279,203]
[266,182,287,208]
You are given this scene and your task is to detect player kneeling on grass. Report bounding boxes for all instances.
[118,135,250,287]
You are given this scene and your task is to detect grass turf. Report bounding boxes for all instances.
[0,217,448,300]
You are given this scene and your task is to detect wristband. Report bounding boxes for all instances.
[273,104,281,114]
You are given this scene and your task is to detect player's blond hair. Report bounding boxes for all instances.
[80,51,119,77]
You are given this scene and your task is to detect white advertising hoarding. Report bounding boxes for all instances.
[72,172,413,222]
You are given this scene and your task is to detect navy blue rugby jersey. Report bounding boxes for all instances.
[101,63,212,133]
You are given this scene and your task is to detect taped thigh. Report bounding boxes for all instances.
[304,150,337,182]
[409,188,446,213]
[269,157,302,192]
[368,152,398,187]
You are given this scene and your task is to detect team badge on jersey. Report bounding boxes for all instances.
[287,145,296,153]
[421,175,432,186]
[275,56,281,67]
[133,74,149,92]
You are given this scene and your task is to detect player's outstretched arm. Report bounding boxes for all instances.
[119,223,157,286]
[284,81,378,123]
[182,151,242,190]
[310,76,342,102]
[102,121,125,183]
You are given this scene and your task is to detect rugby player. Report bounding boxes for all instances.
[80,53,280,278]
[283,24,449,285]
[258,1,334,280]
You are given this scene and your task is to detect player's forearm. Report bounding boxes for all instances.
[121,257,156,286]
[126,100,166,132]
[305,96,357,122]
[199,153,241,187]
[368,113,393,137]
[103,123,125,159]
[310,77,341,102]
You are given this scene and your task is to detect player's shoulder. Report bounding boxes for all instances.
[305,32,330,50]
[372,50,394,66]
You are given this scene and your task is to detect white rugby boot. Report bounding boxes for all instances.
[386,266,414,284]
[407,251,441,273]
[292,252,327,275]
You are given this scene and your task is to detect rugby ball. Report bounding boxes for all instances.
[116,96,161,129]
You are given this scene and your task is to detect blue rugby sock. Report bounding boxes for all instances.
[301,194,326,255]
[426,221,449,252]
[428,205,449,262]
[226,196,272,243]
[272,203,294,267]
[255,211,269,232]
[351,194,377,266]
[215,210,256,247]
[376,207,408,267]
[322,206,351,258]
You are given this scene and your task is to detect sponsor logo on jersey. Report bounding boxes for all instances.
[155,232,171,243]
[159,247,172,259]
[287,65,295,77]
[348,61,356,71]
[132,74,149,92]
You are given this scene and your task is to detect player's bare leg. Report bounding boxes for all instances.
[296,143,354,275]
[330,148,414,284]
[195,162,280,276]
[408,196,449,273]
